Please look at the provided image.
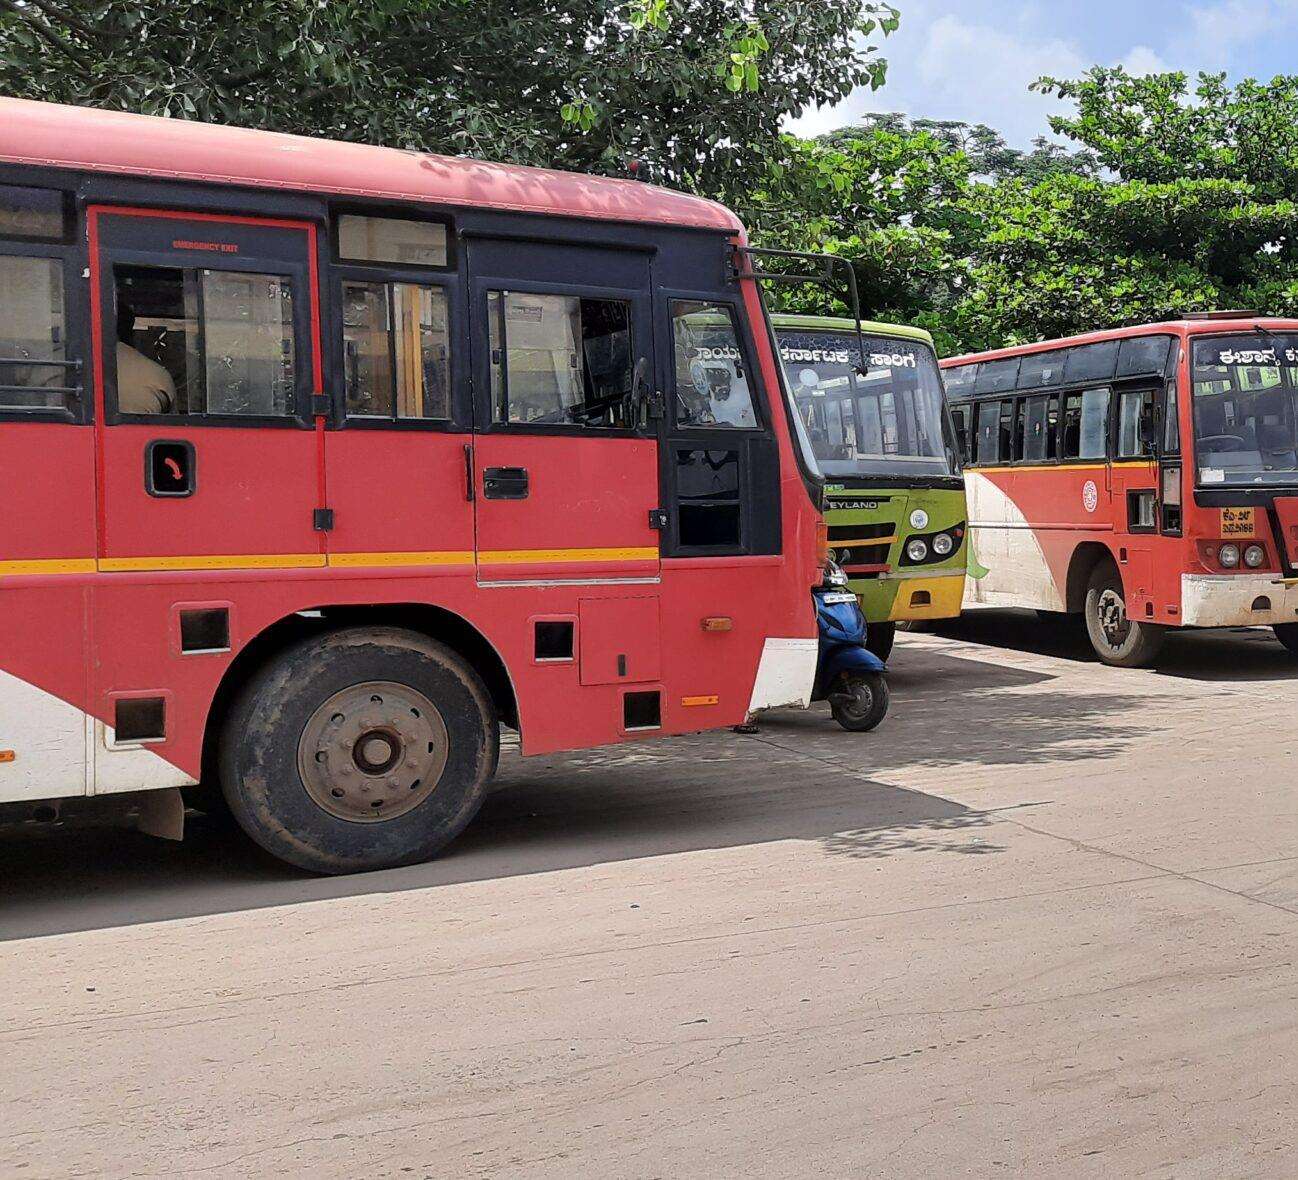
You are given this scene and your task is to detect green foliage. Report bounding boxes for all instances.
[0,0,895,193]
[751,72,1298,355]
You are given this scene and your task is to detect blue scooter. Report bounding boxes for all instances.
[813,561,890,732]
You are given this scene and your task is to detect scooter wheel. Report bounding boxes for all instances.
[829,671,889,733]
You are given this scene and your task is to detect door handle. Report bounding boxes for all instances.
[483,466,529,500]
[145,439,196,498]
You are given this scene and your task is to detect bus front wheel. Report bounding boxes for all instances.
[220,626,498,874]
[1274,624,1298,657]
[1084,566,1165,668]
[865,620,896,662]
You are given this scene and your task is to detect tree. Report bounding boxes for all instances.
[0,0,896,192]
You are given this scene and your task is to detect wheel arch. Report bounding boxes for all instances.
[1064,542,1118,614]
[200,603,519,787]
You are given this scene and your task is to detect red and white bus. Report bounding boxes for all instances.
[0,99,823,872]
[943,315,1298,666]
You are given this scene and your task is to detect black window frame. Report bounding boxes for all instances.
[0,182,83,426]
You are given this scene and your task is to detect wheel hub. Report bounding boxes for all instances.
[1097,588,1130,647]
[297,681,448,823]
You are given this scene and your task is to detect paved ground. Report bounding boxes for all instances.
[4,611,1298,1178]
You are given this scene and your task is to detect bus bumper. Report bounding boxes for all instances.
[1180,574,1298,628]
[883,570,965,621]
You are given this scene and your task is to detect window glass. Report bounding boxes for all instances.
[343,281,450,420]
[1022,394,1059,462]
[0,185,64,241]
[1117,388,1154,458]
[943,363,978,394]
[1191,334,1298,485]
[674,446,741,548]
[489,291,634,428]
[672,302,758,428]
[777,328,951,476]
[1064,341,1119,384]
[1002,400,1018,460]
[0,255,69,410]
[1162,378,1180,455]
[338,215,447,268]
[1079,387,1111,458]
[1116,335,1172,379]
[1018,350,1066,389]
[974,400,1001,464]
[949,403,972,463]
[973,358,1019,394]
[114,265,296,416]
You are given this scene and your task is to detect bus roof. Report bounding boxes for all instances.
[0,98,743,234]
[941,316,1298,368]
[768,313,934,347]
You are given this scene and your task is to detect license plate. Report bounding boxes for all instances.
[1220,507,1255,537]
[822,592,858,604]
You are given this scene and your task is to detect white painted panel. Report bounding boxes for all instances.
[94,721,197,795]
[0,668,87,803]
[1181,574,1298,628]
[747,637,818,713]
[963,473,1065,612]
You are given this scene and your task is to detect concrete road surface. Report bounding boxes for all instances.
[3,611,1298,1178]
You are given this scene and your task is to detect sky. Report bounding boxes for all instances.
[787,0,1298,145]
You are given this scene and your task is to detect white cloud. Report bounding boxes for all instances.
[1179,0,1298,66]
[1120,45,1170,75]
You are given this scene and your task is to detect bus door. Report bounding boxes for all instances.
[466,237,660,582]
[90,208,323,571]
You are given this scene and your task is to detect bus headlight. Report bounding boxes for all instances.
[1218,543,1241,569]
[932,532,954,557]
[1244,544,1266,569]
[906,538,929,563]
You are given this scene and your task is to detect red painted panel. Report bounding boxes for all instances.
[100,423,321,560]
[578,596,660,686]
[0,422,96,562]
[473,434,660,578]
[326,430,475,562]
[1274,497,1298,567]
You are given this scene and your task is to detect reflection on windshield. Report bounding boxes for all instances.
[1192,335,1298,486]
[774,329,955,478]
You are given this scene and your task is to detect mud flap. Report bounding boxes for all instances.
[136,787,185,841]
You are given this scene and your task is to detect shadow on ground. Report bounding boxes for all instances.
[932,608,1298,684]
[0,642,1143,941]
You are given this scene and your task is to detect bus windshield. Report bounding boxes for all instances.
[776,328,955,479]
[1192,334,1298,486]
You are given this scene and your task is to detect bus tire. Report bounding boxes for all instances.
[1084,566,1165,668]
[219,626,498,875]
[1274,624,1298,657]
[865,620,896,661]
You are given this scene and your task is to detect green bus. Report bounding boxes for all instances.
[771,315,967,659]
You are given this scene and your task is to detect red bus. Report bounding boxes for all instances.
[942,315,1298,667]
[0,99,823,873]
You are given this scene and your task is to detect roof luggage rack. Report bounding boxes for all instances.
[1184,310,1266,320]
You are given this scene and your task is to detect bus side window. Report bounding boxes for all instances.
[343,281,451,421]
[1022,394,1058,462]
[1010,398,1026,461]
[0,186,73,414]
[1062,388,1110,460]
[1117,388,1155,458]
[670,302,759,430]
[950,403,971,463]
[489,291,635,429]
[974,400,1001,465]
[1162,378,1180,455]
[114,266,297,417]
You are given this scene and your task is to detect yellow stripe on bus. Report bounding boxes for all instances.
[331,550,473,568]
[1,547,658,576]
[478,547,659,564]
[0,558,98,576]
[98,553,327,572]
[973,461,1155,474]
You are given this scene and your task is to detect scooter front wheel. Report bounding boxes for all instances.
[829,671,889,732]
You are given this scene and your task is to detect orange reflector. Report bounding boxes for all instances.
[0,750,14,763]
[701,617,733,632]
[682,695,719,707]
